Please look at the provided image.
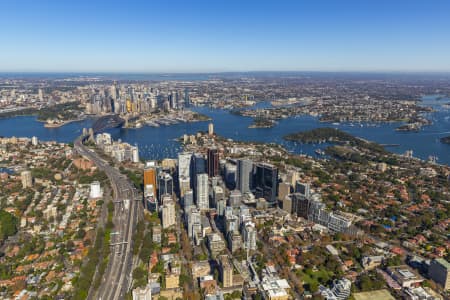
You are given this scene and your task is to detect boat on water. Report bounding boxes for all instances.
[145,120,160,127]
[315,149,325,156]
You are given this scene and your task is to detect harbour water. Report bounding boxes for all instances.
[0,96,448,164]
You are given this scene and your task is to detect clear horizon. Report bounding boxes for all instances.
[2,70,450,74]
[1,0,450,72]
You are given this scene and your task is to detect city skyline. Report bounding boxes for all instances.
[1,0,450,72]
[0,2,449,299]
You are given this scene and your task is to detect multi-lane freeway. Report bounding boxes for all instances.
[75,136,141,300]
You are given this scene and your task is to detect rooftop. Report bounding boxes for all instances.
[435,258,450,270]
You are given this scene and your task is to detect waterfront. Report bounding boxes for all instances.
[0,96,449,164]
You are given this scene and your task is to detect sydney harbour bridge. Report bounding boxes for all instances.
[91,114,126,133]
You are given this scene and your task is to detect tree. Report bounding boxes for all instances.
[76,228,86,239]
[0,210,18,241]
[132,267,147,288]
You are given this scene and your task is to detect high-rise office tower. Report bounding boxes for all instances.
[217,199,226,216]
[196,173,209,210]
[191,153,206,199]
[278,182,291,200]
[169,91,177,109]
[184,88,190,107]
[243,222,257,250]
[286,170,299,187]
[295,181,310,198]
[187,207,201,238]
[144,184,158,212]
[254,163,278,206]
[291,193,310,218]
[175,91,180,108]
[283,195,293,214]
[207,148,219,177]
[237,159,253,194]
[178,152,192,179]
[224,163,237,190]
[218,255,233,288]
[110,82,118,101]
[144,167,158,195]
[191,153,206,176]
[225,215,239,234]
[162,196,176,229]
[158,172,173,201]
[184,190,194,209]
[212,185,224,208]
[110,97,115,113]
[179,176,191,198]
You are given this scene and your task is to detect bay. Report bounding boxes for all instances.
[0,96,448,165]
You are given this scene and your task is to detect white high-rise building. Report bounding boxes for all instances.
[31,136,38,146]
[162,196,176,229]
[196,173,209,210]
[208,123,214,136]
[132,146,139,163]
[21,170,33,188]
[212,185,224,208]
[179,176,191,198]
[178,152,192,179]
[89,181,102,198]
[243,222,257,251]
[187,207,201,238]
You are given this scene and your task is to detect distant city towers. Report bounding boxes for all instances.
[38,88,44,101]
[184,88,190,107]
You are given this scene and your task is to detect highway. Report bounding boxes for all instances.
[75,136,141,300]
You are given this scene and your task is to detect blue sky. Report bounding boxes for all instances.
[1,0,449,72]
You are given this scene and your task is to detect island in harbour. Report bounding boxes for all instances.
[248,117,277,128]
[284,127,388,159]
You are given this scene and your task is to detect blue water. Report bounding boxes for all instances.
[0,117,94,142]
[0,168,14,174]
[0,96,448,164]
